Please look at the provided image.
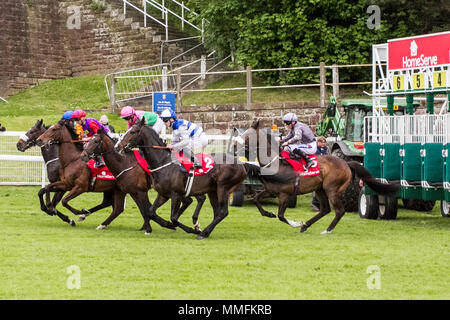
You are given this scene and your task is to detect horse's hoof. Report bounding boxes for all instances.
[81,209,91,216]
[144,231,151,236]
[300,225,308,233]
[69,220,76,227]
[321,230,332,235]
[78,214,86,222]
[267,212,276,218]
[196,235,206,240]
[96,225,107,230]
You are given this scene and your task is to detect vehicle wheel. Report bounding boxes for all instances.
[358,189,379,219]
[331,148,361,212]
[288,195,297,208]
[441,201,449,218]
[379,196,398,220]
[229,190,244,207]
[402,198,436,211]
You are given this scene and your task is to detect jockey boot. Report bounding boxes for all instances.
[293,149,314,171]
[191,154,203,169]
[94,155,106,168]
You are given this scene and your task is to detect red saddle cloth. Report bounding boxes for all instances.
[133,150,150,175]
[173,151,215,176]
[280,150,320,177]
[87,159,115,180]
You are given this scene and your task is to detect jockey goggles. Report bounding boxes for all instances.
[123,116,133,121]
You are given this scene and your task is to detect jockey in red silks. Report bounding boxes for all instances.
[72,109,110,168]
[120,106,145,130]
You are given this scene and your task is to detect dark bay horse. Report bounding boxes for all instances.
[80,127,206,233]
[16,119,114,226]
[242,119,400,234]
[115,118,248,240]
[35,121,134,230]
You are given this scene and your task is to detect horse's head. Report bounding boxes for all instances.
[115,117,146,154]
[36,121,64,147]
[80,127,107,162]
[17,119,47,152]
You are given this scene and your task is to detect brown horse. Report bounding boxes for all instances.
[115,118,248,240]
[35,121,140,230]
[241,119,400,234]
[17,119,115,226]
[80,127,206,233]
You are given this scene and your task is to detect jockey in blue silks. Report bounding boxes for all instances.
[160,109,208,169]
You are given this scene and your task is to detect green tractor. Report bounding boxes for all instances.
[316,97,435,213]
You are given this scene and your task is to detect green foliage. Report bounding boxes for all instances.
[187,0,450,84]
[90,0,107,13]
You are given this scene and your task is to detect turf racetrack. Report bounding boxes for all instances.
[0,186,448,299]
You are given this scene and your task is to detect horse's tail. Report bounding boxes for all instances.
[347,161,400,196]
[243,162,261,180]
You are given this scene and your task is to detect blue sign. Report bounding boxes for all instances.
[153,92,176,113]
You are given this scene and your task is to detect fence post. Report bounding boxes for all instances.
[332,64,339,100]
[162,66,168,91]
[176,70,182,111]
[200,55,206,80]
[320,62,326,109]
[247,66,252,109]
[143,0,147,27]
[109,73,116,113]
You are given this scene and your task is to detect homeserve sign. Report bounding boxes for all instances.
[402,40,438,69]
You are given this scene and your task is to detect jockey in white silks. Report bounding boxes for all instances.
[160,109,208,169]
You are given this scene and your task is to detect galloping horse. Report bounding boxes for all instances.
[17,119,114,226]
[242,119,400,234]
[80,127,206,233]
[35,121,136,230]
[115,118,248,240]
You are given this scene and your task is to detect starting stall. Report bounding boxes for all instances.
[360,31,450,219]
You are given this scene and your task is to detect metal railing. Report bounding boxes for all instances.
[0,131,47,186]
[105,61,374,111]
[114,0,204,41]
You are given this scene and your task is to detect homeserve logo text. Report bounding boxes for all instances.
[402,40,438,68]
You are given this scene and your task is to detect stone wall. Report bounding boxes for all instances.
[177,101,324,135]
[0,0,165,97]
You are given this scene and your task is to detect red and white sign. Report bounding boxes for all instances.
[388,32,450,71]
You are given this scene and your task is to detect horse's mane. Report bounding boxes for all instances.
[59,120,83,151]
[142,125,167,148]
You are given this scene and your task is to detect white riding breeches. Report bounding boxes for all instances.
[284,141,317,155]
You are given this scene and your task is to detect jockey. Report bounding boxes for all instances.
[120,106,145,130]
[72,109,110,168]
[161,109,207,169]
[140,111,165,135]
[280,112,316,171]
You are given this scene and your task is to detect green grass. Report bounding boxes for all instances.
[0,186,448,300]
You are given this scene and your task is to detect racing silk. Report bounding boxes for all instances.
[128,110,146,129]
[82,118,110,137]
[171,119,204,150]
[151,117,165,135]
[281,122,315,145]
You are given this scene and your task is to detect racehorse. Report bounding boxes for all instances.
[241,119,401,234]
[17,119,114,226]
[80,127,206,233]
[115,118,248,240]
[35,121,141,230]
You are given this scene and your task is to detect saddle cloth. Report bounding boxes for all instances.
[133,150,150,175]
[173,151,215,176]
[87,159,115,180]
[280,150,320,177]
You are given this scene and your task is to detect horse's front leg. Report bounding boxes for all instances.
[277,192,304,228]
[253,190,276,218]
[60,186,86,216]
[170,193,199,234]
[96,190,126,231]
[192,195,206,232]
[78,190,114,222]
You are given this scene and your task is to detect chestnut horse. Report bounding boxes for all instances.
[17,119,114,226]
[115,118,248,240]
[80,127,206,233]
[35,121,146,230]
[241,119,400,234]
